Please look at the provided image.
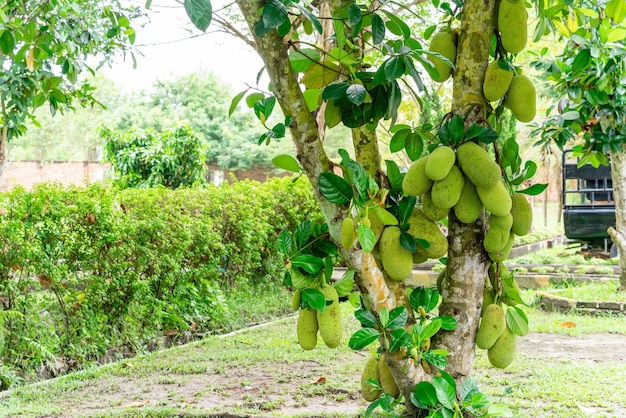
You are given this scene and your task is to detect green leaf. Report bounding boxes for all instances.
[322,81,350,100]
[381,10,411,39]
[278,229,293,255]
[0,30,16,55]
[357,224,376,252]
[389,328,412,352]
[506,306,529,337]
[570,49,591,72]
[379,307,390,328]
[390,129,410,153]
[446,115,465,144]
[385,306,408,330]
[303,89,322,112]
[465,124,487,141]
[410,286,440,313]
[302,289,326,311]
[518,183,548,196]
[246,92,265,108]
[349,328,381,350]
[432,375,456,410]
[373,207,399,226]
[371,13,386,45]
[438,315,457,331]
[228,90,248,117]
[272,155,300,173]
[420,318,442,340]
[346,84,367,105]
[398,196,416,224]
[461,376,481,403]
[292,254,324,275]
[262,0,288,28]
[290,49,320,72]
[487,403,514,417]
[318,172,353,204]
[412,382,438,408]
[424,25,437,40]
[421,349,448,370]
[294,4,323,34]
[399,231,417,253]
[291,269,316,289]
[385,160,404,193]
[333,270,355,298]
[348,3,362,26]
[405,132,424,161]
[384,57,406,81]
[355,308,378,327]
[184,0,212,32]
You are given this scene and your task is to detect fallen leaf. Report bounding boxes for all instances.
[124,400,149,408]
[560,321,576,328]
[315,377,327,384]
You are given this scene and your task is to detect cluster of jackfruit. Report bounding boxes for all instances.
[293,285,343,350]
[477,264,526,368]
[427,29,457,82]
[360,354,400,401]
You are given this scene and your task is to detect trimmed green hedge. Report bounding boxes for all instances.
[0,176,320,388]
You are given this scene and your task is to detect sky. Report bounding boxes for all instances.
[103,1,264,93]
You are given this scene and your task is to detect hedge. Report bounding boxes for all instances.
[0,176,320,388]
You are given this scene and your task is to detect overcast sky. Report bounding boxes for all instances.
[103,1,264,92]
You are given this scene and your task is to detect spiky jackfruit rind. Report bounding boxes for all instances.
[456,142,501,189]
[292,289,302,311]
[428,31,457,82]
[476,180,512,217]
[454,179,484,224]
[317,286,342,348]
[378,354,400,398]
[402,156,433,196]
[431,165,465,209]
[483,226,510,253]
[297,308,318,350]
[379,226,414,281]
[504,74,536,122]
[425,146,456,181]
[487,326,517,368]
[422,191,450,222]
[476,304,507,349]
[483,60,515,102]
[408,209,449,259]
[361,357,382,402]
[482,286,496,315]
[341,217,355,249]
[498,0,528,54]
[488,232,515,262]
[510,193,532,236]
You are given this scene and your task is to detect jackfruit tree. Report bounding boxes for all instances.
[531,0,626,291]
[175,0,553,415]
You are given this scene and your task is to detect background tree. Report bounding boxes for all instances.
[531,0,626,289]
[0,0,142,181]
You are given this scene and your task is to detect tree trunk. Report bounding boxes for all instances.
[0,125,7,184]
[608,148,626,291]
[430,0,496,390]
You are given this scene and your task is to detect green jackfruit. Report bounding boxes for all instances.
[341,217,355,249]
[402,156,433,196]
[369,210,385,244]
[425,146,456,181]
[498,0,528,54]
[504,74,536,122]
[487,326,517,368]
[380,226,414,281]
[408,209,449,259]
[454,179,484,224]
[483,226,510,253]
[428,30,457,82]
[490,212,513,231]
[482,286,496,315]
[413,252,429,264]
[292,289,302,311]
[378,354,400,398]
[422,191,450,221]
[297,308,318,350]
[476,180,512,217]
[476,304,507,349]
[489,232,515,262]
[317,286,342,348]
[456,142,501,189]
[361,357,382,402]
[483,60,514,102]
[510,193,532,236]
[431,165,465,209]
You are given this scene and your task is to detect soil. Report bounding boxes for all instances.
[12,332,626,417]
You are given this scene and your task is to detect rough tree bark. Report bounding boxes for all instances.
[608,147,626,291]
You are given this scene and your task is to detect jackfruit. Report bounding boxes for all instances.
[413,252,429,264]
[425,146,456,181]
[341,217,355,249]
[498,0,528,54]
[292,289,302,311]
[317,286,342,348]
[422,191,450,221]
[456,142,501,189]
[488,232,515,262]
[476,180,512,217]
[504,74,536,122]
[297,308,318,350]
[482,287,496,315]
[408,209,449,259]
[483,60,514,102]
[428,30,457,82]
[431,165,465,209]
[379,226,414,281]
[490,212,513,231]
[510,193,532,236]
[361,357,382,401]
[454,179,484,224]
[476,303,507,349]
[483,226,510,253]
[402,156,433,196]
[487,326,517,368]
[378,354,400,398]
[369,210,385,244]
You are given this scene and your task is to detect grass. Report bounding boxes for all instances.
[510,244,618,266]
[543,280,626,303]
[3,288,626,417]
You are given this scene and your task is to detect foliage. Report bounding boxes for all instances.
[101,123,209,189]
[0,176,320,387]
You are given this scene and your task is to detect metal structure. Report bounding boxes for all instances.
[562,149,616,253]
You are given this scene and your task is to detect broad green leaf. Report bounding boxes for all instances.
[420,318,442,340]
[228,90,248,116]
[371,13,385,45]
[328,47,358,66]
[277,229,293,255]
[570,49,591,72]
[333,269,355,297]
[184,0,212,32]
[246,92,265,108]
[291,269,316,289]
[261,0,288,28]
[398,196,416,224]
[470,393,491,409]
[386,306,408,330]
[348,3,362,26]
[301,62,341,89]
[292,254,324,275]
[0,30,16,55]
[421,350,448,369]
[379,307,390,328]
[385,159,404,193]
[518,183,548,196]
[324,99,343,128]
[487,403,514,417]
[432,375,456,410]
[412,382,438,408]
[384,57,406,81]
[438,315,457,331]
[346,83,367,105]
[294,4,323,34]
[349,328,381,350]
[390,129,410,153]
[410,286,440,313]
[405,132,424,161]
[289,49,320,72]
[447,115,465,143]
[506,306,529,336]
[389,328,412,352]
[461,376,481,403]
[355,308,378,327]
[318,172,353,204]
[399,230,417,253]
[357,224,376,252]
[272,154,300,173]
[381,10,411,38]
[302,289,326,311]
[303,88,322,112]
